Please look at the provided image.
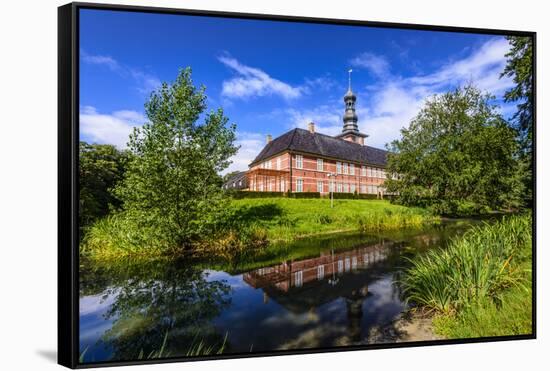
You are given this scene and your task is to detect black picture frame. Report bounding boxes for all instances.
[58,2,537,368]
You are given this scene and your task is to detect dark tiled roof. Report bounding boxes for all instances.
[250,128,388,167]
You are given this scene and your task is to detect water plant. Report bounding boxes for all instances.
[402,214,532,318]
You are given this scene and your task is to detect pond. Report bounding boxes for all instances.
[79,218,491,363]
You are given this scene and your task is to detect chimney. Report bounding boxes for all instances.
[308,122,315,133]
[266,134,272,144]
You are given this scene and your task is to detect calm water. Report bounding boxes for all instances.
[79,219,486,363]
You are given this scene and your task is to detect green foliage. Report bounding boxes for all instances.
[386,85,523,215]
[228,198,437,243]
[501,36,533,154]
[433,283,532,338]
[230,190,286,199]
[402,214,532,315]
[113,68,238,251]
[79,142,128,228]
[501,36,534,207]
[288,191,320,199]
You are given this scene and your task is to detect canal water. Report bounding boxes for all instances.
[78,219,486,363]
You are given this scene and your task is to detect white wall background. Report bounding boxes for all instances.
[0,0,546,369]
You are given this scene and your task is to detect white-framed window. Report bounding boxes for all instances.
[377,168,382,178]
[259,183,264,191]
[329,181,335,193]
[367,167,372,177]
[268,181,273,191]
[338,260,344,273]
[336,161,342,174]
[238,180,242,186]
[317,180,323,193]
[352,256,357,270]
[337,183,342,193]
[294,270,303,287]
[296,155,303,169]
[350,163,355,175]
[368,185,374,194]
[280,179,285,192]
[350,184,356,194]
[381,170,386,179]
[361,185,366,194]
[343,163,348,174]
[296,178,303,192]
[317,265,325,280]
[344,183,349,193]
[361,166,367,176]
[345,257,351,272]
[276,157,281,170]
[317,158,323,171]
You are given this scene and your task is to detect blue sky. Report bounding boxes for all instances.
[80,8,516,174]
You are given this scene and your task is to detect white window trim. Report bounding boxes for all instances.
[317,158,323,171]
[295,155,303,169]
[296,178,303,192]
[350,163,355,175]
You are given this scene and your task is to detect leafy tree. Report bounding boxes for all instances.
[385,85,522,215]
[501,36,533,206]
[501,36,533,153]
[114,68,238,251]
[79,142,127,228]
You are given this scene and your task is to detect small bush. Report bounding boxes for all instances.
[289,192,320,199]
[230,191,285,199]
[402,214,532,314]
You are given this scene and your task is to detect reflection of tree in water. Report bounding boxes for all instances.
[91,261,231,361]
[345,285,370,343]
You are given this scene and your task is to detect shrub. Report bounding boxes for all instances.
[402,214,532,314]
[230,191,285,199]
[289,192,320,199]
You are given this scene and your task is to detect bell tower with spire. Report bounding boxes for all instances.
[336,69,368,145]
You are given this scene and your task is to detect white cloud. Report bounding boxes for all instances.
[285,105,342,137]
[408,38,513,94]
[219,56,304,100]
[81,50,121,71]
[357,37,514,148]
[350,52,391,78]
[81,49,161,95]
[222,132,266,175]
[80,106,146,148]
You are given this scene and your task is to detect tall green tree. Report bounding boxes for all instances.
[501,36,533,153]
[385,85,522,215]
[501,36,533,206]
[79,142,127,228]
[114,68,238,251]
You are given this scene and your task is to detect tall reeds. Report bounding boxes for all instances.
[402,214,532,315]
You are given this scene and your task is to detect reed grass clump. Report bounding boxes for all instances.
[402,214,532,315]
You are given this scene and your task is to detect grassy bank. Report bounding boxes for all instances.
[228,198,436,242]
[402,214,532,338]
[81,198,437,261]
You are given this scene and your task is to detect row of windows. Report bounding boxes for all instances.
[261,155,386,179]
[296,178,382,194]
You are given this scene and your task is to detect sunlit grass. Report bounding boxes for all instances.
[401,214,532,337]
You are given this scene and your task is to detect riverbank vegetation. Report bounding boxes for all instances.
[82,198,438,261]
[402,214,532,337]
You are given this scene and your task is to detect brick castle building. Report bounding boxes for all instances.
[227,75,389,197]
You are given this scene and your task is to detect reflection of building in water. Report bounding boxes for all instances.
[243,242,390,294]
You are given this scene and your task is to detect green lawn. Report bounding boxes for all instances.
[228,198,436,242]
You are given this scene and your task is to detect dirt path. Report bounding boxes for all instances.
[368,311,442,343]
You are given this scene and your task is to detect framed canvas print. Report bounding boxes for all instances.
[58,2,536,368]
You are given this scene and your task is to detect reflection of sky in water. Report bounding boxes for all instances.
[79,221,479,362]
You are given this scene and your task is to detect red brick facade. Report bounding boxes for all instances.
[248,151,387,195]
